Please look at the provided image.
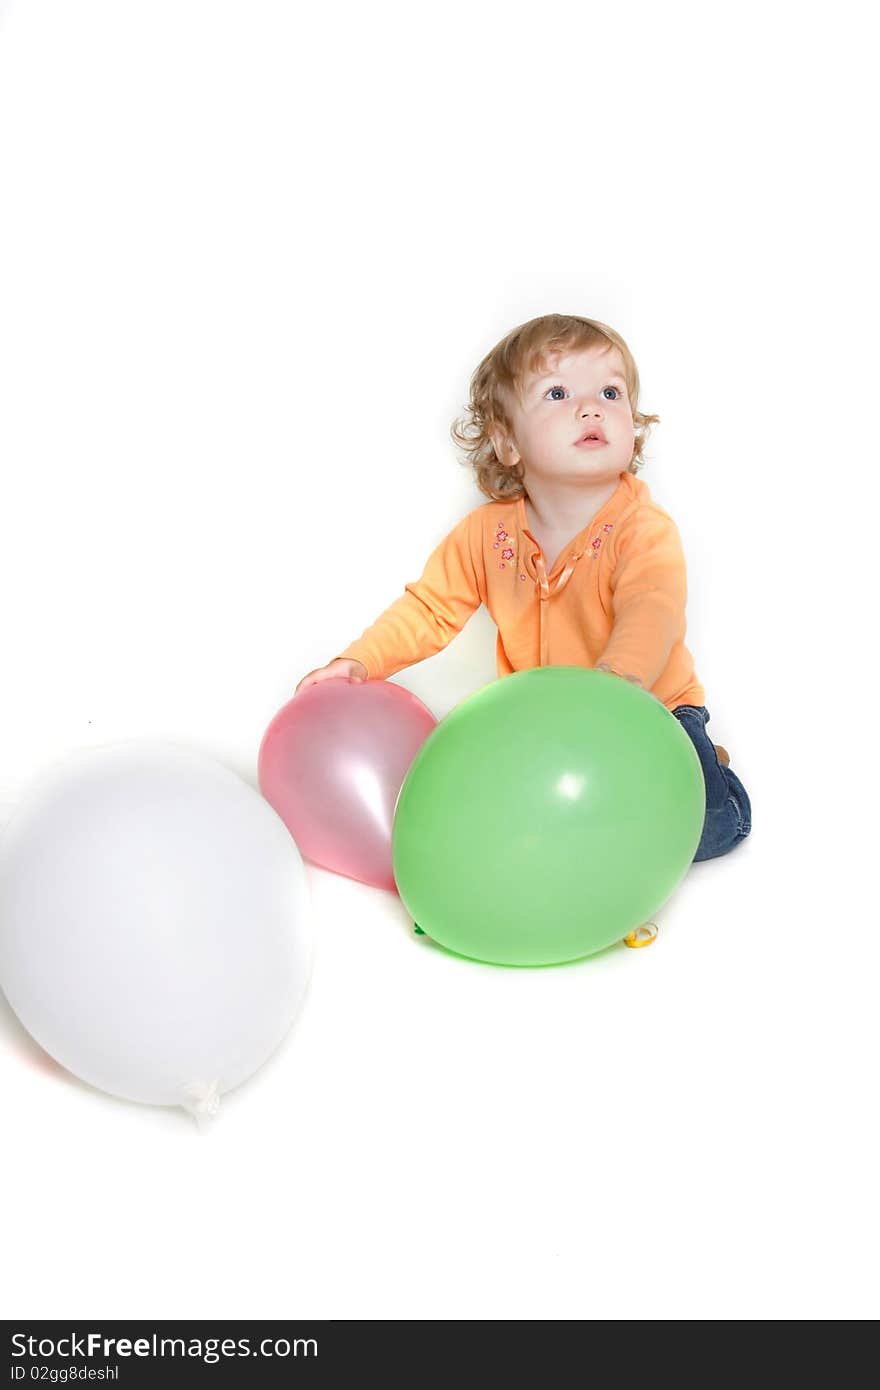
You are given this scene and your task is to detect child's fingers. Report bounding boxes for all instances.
[294,670,324,694]
[295,665,363,695]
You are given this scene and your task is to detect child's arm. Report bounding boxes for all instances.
[595,509,689,692]
[303,511,484,687]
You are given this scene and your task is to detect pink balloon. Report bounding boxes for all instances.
[258,680,438,891]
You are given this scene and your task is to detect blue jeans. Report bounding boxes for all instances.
[671,705,752,862]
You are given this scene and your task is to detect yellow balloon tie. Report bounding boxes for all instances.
[623,921,659,949]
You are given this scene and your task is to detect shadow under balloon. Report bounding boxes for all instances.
[0,991,151,1124]
[406,921,633,971]
[0,988,68,1076]
[0,991,159,1125]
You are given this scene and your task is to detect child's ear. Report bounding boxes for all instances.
[490,427,520,469]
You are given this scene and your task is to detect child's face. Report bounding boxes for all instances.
[493,344,636,491]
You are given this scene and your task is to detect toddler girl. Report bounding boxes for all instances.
[296,313,751,866]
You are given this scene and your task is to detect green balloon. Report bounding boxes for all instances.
[392,667,705,966]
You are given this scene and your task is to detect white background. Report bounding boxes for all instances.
[0,0,876,1321]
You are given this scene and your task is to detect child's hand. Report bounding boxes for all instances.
[295,658,368,695]
[595,663,662,703]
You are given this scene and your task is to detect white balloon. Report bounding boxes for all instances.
[0,743,313,1119]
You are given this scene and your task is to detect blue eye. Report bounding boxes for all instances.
[544,384,623,402]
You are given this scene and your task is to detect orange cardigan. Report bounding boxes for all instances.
[338,471,705,712]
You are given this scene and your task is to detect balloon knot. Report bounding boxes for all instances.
[623,922,659,949]
[181,1078,221,1130]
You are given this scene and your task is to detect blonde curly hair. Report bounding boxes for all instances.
[450,313,660,503]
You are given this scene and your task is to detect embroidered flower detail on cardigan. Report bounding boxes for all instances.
[589,522,614,557]
[494,522,516,570]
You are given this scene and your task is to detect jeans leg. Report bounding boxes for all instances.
[671,705,752,862]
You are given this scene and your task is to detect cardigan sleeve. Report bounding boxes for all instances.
[596,508,689,689]
[335,511,484,680]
